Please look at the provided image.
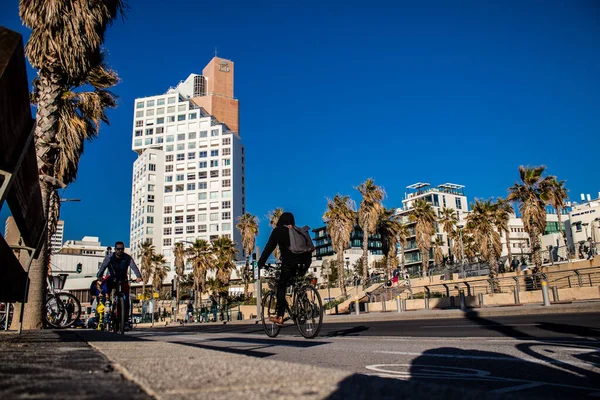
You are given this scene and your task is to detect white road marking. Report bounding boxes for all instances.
[491,382,543,394]
[374,350,600,368]
[365,363,600,394]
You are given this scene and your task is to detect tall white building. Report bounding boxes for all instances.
[129,57,245,281]
[50,220,64,253]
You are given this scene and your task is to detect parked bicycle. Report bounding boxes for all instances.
[261,264,323,339]
[44,274,81,329]
[1,303,14,330]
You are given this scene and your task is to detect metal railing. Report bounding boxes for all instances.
[539,241,598,266]
[399,266,600,301]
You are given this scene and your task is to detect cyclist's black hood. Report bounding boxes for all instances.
[276,212,295,227]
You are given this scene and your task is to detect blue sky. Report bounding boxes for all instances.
[1,0,599,251]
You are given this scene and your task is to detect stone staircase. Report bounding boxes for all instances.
[336,282,385,313]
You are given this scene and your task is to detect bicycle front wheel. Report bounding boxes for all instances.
[294,285,323,339]
[261,291,281,338]
[59,293,81,328]
[116,296,125,334]
[45,293,80,328]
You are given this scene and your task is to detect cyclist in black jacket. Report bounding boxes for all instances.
[258,212,311,325]
[97,241,142,322]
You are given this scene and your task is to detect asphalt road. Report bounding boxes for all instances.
[129,312,600,399]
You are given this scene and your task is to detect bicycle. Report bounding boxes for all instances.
[261,264,323,339]
[44,274,81,329]
[105,278,135,335]
[1,303,14,330]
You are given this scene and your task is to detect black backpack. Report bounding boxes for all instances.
[287,225,315,254]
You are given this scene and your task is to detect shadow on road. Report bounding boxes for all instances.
[324,325,370,337]
[324,345,600,399]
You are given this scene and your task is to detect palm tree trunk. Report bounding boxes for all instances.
[362,229,369,285]
[556,208,566,244]
[175,275,180,321]
[337,253,346,297]
[488,242,500,293]
[531,232,542,270]
[505,230,512,268]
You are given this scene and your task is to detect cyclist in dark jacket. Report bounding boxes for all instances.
[97,241,142,322]
[258,212,312,325]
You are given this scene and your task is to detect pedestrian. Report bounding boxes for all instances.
[587,237,595,260]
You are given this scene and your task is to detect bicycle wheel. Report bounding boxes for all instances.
[117,296,125,335]
[294,285,323,339]
[261,291,281,338]
[56,293,81,328]
[44,294,67,328]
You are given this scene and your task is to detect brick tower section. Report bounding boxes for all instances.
[191,57,239,136]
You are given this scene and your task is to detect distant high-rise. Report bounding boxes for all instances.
[129,57,245,278]
[50,220,64,253]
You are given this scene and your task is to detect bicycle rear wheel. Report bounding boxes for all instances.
[261,291,281,338]
[294,285,323,339]
[44,294,66,328]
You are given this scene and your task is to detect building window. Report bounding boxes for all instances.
[175,215,183,224]
[198,182,207,189]
[164,185,173,193]
[163,238,172,246]
[176,184,184,192]
[164,227,172,235]
[222,201,230,209]
[222,158,230,166]
[210,224,219,232]
[148,184,155,192]
[168,97,176,104]
[222,169,231,177]
[198,193,207,200]
[177,114,186,121]
[186,215,195,223]
[188,152,196,160]
[156,127,164,134]
[186,226,195,234]
[210,170,219,178]
[165,175,173,183]
[175,227,183,235]
[176,153,185,161]
[187,183,195,191]
[164,206,172,214]
[199,151,207,158]
[176,174,184,181]
[199,161,207,168]
[211,150,219,157]
[455,198,462,210]
[147,195,154,203]
[222,179,231,188]
[146,216,154,224]
[148,163,156,171]
[222,222,231,231]
[136,102,144,109]
[198,224,207,233]
[166,155,174,162]
[134,130,143,137]
[211,129,219,137]
[135,121,143,128]
[222,211,231,220]
[156,118,164,125]
[187,173,196,180]
[164,216,172,225]
[222,148,231,156]
[167,116,175,122]
[198,171,207,179]
[165,165,173,173]
[222,137,231,145]
[210,160,219,167]
[147,205,154,213]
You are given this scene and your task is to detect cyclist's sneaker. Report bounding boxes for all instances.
[269,316,284,326]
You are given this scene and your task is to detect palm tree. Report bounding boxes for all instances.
[151,254,169,293]
[433,236,445,268]
[19,0,126,329]
[397,222,410,276]
[356,178,386,285]
[438,208,457,261]
[236,212,259,298]
[323,194,357,297]
[467,199,502,292]
[140,240,155,300]
[546,178,569,243]
[409,199,436,276]
[187,239,212,309]
[377,208,402,279]
[173,242,187,316]
[507,166,554,270]
[495,198,514,269]
[211,236,239,308]
[266,208,284,262]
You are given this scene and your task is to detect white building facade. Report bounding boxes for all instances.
[129,68,245,283]
[50,220,64,253]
